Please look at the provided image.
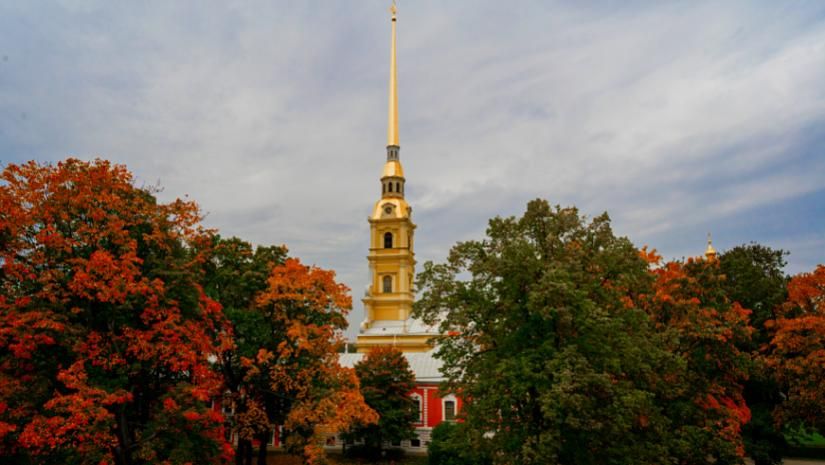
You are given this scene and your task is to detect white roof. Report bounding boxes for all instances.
[360,318,441,336]
[339,350,445,383]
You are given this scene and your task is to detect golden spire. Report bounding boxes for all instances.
[705,233,717,261]
[387,0,399,147]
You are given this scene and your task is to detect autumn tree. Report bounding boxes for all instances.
[643,254,754,464]
[0,159,232,465]
[718,244,789,465]
[344,346,417,458]
[414,200,689,465]
[242,258,377,465]
[765,265,825,437]
[201,236,287,465]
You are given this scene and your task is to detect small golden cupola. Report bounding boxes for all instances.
[705,233,718,261]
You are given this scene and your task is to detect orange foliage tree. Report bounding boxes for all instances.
[765,265,825,434]
[642,253,754,462]
[240,258,376,465]
[0,159,232,465]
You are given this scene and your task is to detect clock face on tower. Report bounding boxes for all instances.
[383,204,394,216]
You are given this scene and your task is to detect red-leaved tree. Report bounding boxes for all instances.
[0,159,232,465]
[642,252,754,462]
[765,265,825,435]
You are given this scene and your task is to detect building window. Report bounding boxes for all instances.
[383,275,392,293]
[411,394,422,423]
[383,184,386,193]
[388,182,393,193]
[411,437,421,448]
[391,439,401,447]
[384,232,393,249]
[443,395,457,421]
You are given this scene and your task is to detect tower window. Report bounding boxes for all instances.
[383,275,392,293]
[388,182,393,193]
[384,232,393,249]
[396,182,400,193]
[383,184,386,193]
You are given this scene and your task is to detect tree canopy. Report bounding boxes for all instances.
[345,346,417,458]
[415,199,754,465]
[239,258,377,464]
[765,265,825,436]
[718,244,789,465]
[0,159,232,464]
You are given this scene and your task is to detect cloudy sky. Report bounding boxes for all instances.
[2,1,824,337]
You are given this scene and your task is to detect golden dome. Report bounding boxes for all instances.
[382,160,404,178]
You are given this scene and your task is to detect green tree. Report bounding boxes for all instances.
[427,422,491,465]
[414,200,684,465]
[718,244,789,465]
[201,236,287,465]
[414,199,755,465]
[719,244,788,348]
[345,346,417,458]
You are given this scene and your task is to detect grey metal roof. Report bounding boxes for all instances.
[339,350,445,383]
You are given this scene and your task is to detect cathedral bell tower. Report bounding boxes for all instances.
[357,3,434,353]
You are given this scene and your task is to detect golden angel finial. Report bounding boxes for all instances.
[390,0,397,17]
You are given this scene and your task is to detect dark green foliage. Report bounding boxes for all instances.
[719,243,788,347]
[345,346,417,459]
[414,199,755,465]
[414,200,682,465]
[203,236,287,312]
[427,422,491,465]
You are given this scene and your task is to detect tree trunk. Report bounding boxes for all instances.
[256,431,268,465]
[245,439,254,465]
[113,407,132,465]
[234,439,244,465]
[236,439,253,465]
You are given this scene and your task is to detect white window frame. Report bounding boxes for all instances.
[442,394,457,422]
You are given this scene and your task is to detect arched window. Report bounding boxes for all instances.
[388,182,393,193]
[382,275,392,293]
[396,182,400,193]
[384,232,393,249]
[382,183,386,193]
